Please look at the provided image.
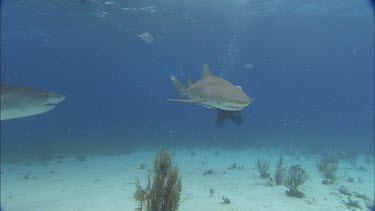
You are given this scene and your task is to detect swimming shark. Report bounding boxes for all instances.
[167,64,254,111]
[0,84,65,120]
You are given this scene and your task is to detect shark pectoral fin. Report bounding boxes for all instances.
[166,98,203,103]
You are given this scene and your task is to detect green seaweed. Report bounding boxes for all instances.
[274,155,285,185]
[255,159,271,178]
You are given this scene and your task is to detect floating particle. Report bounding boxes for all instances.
[244,63,254,69]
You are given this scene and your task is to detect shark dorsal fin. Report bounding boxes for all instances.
[187,77,193,86]
[202,64,213,79]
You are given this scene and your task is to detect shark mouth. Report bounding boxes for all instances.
[43,103,58,106]
[225,105,248,110]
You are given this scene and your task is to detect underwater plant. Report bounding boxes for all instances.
[228,163,237,170]
[358,166,368,171]
[347,176,354,183]
[203,169,216,176]
[75,154,87,161]
[354,192,370,201]
[365,156,373,164]
[274,155,285,185]
[364,199,374,210]
[214,150,220,156]
[221,197,231,204]
[339,150,358,168]
[23,173,30,180]
[316,152,339,172]
[139,163,147,170]
[283,165,309,198]
[344,197,361,209]
[134,149,182,211]
[134,178,146,211]
[338,186,352,197]
[322,163,338,185]
[209,188,215,197]
[255,159,271,178]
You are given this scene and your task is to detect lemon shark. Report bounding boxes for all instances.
[1,84,65,120]
[167,64,254,111]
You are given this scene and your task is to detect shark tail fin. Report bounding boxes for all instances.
[170,75,186,96]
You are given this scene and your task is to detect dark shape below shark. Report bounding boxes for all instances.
[216,109,243,127]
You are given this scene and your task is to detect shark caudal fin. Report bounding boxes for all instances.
[170,75,186,96]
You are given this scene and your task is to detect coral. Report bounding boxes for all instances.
[283,165,309,198]
[255,159,271,178]
[274,155,285,185]
[134,149,182,211]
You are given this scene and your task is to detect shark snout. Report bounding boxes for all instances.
[42,93,66,106]
[224,94,253,110]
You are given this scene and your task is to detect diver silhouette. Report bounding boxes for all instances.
[216,109,243,127]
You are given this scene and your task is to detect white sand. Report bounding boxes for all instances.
[1,148,374,211]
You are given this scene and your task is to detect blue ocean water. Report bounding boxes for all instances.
[1,0,374,155]
[1,1,374,211]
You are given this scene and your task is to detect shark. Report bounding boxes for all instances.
[0,84,65,120]
[167,64,254,111]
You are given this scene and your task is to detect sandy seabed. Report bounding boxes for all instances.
[1,148,374,211]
